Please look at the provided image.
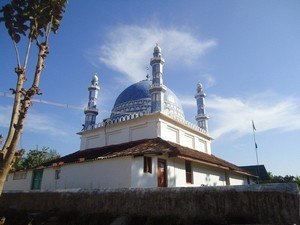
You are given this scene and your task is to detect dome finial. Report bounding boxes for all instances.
[197,81,203,92]
[92,73,99,83]
[154,43,161,53]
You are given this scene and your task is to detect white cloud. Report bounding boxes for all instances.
[96,24,216,84]
[200,74,216,88]
[26,112,68,136]
[0,105,68,137]
[180,97,196,107]
[180,92,300,139]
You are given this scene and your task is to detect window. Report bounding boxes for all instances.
[13,171,27,180]
[144,156,152,173]
[185,161,193,183]
[55,169,61,180]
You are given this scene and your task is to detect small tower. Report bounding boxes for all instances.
[84,74,100,130]
[149,44,167,113]
[195,82,209,132]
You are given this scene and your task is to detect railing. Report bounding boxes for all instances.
[84,107,99,113]
[84,112,144,130]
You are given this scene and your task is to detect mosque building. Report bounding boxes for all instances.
[4,45,254,191]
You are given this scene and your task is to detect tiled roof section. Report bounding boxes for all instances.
[164,140,249,173]
[41,138,252,176]
[41,138,172,167]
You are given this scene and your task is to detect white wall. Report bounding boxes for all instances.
[80,118,158,150]
[130,123,154,142]
[131,156,157,188]
[162,125,179,143]
[80,114,212,155]
[4,171,33,191]
[229,172,248,185]
[182,133,195,149]
[195,138,211,154]
[4,156,250,191]
[4,158,132,191]
[41,157,132,190]
[131,156,229,188]
[193,163,226,186]
[168,158,226,187]
[85,134,103,149]
[159,120,211,154]
[107,129,128,145]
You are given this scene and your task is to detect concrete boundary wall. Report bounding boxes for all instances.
[0,183,299,224]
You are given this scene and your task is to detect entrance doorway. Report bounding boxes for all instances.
[157,159,167,187]
[31,169,43,190]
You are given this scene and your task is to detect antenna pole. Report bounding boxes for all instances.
[252,120,260,184]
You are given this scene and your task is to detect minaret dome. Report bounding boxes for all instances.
[153,43,162,57]
[92,74,98,84]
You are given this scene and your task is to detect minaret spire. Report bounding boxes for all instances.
[195,82,209,132]
[84,74,100,130]
[149,44,167,113]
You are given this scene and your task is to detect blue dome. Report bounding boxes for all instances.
[114,80,151,106]
[110,80,185,120]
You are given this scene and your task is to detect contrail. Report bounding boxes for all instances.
[0,91,136,116]
[0,91,83,110]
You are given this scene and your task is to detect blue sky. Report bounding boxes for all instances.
[1,0,300,176]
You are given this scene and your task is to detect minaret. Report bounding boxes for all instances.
[149,44,167,113]
[84,74,100,130]
[195,82,209,132]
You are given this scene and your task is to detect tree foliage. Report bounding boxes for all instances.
[261,172,300,187]
[13,147,60,170]
[0,0,66,42]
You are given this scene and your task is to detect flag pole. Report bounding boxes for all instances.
[252,120,260,184]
